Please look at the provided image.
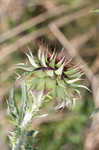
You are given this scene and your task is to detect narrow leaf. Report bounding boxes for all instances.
[66,78,81,84]
[41,51,47,67]
[50,49,55,61]
[16,63,34,71]
[49,54,56,68]
[26,53,39,68]
[64,67,79,75]
[71,84,91,92]
[56,56,65,68]
[19,81,27,122]
[38,48,42,61]
[55,62,65,75]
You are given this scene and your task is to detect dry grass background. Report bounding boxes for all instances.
[0,0,99,149]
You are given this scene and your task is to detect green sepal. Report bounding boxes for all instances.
[55,62,65,75]
[64,67,78,75]
[49,55,56,69]
[56,56,65,68]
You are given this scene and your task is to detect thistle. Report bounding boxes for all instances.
[16,47,88,110]
[7,47,89,150]
[7,81,43,150]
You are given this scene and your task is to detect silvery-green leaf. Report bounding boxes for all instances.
[28,47,33,57]
[9,88,18,116]
[45,48,49,63]
[26,53,39,68]
[55,62,65,75]
[64,67,79,75]
[69,72,84,78]
[38,48,42,61]
[66,78,81,84]
[71,84,91,92]
[16,66,33,72]
[19,81,27,122]
[41,51,47,67]
[50,50,55,61]
[49,54,56,68]
[16,63,34,71]
[21,111,32,128]
[56,56,65,68]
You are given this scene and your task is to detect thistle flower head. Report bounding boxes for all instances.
[17,47,88,109]
[7,47,89,150]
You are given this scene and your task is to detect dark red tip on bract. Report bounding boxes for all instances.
[47,52,52,62]
[48,52,52,58]
[46,48,75,74]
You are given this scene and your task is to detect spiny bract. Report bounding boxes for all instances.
[16,47,88,109]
